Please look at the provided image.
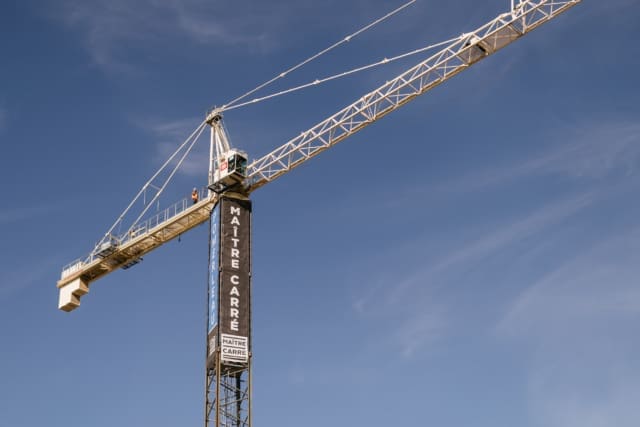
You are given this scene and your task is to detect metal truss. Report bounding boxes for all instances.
[206,362,251,427]
[245,0,581,192]
[56,189,216,310]
[55,2,584,427]
[57,0,582,310]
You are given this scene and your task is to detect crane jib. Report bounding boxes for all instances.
[57,0,582,312]
[244,0,583,192]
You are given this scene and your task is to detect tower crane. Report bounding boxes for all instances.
[55,1,582,426]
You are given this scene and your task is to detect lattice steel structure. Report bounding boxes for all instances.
[58,0,581,312]
[205,194,253,427]
[244,0,582,192]
[55,2,583,426]
[205,362,251,427]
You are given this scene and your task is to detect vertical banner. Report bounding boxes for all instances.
[206,204,220,369]
[219,197,252,365]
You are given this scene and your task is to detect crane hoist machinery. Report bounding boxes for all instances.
[207,113,248,194]
[55,1,582,427]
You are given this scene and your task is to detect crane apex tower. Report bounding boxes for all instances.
[206,194,252,427]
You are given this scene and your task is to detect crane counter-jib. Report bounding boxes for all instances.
[57,0,582,312]
[57,194,218,311]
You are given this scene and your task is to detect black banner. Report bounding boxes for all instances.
[218,196,252,364]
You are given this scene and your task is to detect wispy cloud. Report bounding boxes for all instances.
[518,120,640,179]
[529,374,640,427]
[51,0,277,72]
[356,191,594,311]
[350,261,449,359]
[349,117,640,361]
[173,6,269,47]
[436,119,640,194]
[134,116,209,177]
[49,0,423,74]
[498,229,640,427]
[353,191,594,359]
[499,229,640,337]
[393,307,447,358]
[0,204,64,226]
[415,193,593,283]
[0,258,59,301]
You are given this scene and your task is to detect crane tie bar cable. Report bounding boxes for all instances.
[98,119,207,248]
[127,122,208,233]
[223,35,463,112]
[222,0,417,110]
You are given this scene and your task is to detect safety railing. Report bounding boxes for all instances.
[61,187,210,279]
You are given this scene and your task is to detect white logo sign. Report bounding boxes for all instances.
[220,333,249,364]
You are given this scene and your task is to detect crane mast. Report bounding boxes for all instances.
[55,2,582,427]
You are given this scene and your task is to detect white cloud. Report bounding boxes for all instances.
[350,118,640,362]
[49,0,421,74]
[135,116,209,177]
[393,307,447,358]
[523,121,640,179]
[362,192,594,312]
[351,262,449,359]
[0,205,63,226]
[419,193,593,280]
[52,0,277,71]
[498,230,640,427]
[174,7,267,46]
[347,116,640,405]
[138,116,201,142]
[529,365,640,427]
[499,230,640,336]
[0,258,59,300]
[352,191,594,359]
[437,120,640,193]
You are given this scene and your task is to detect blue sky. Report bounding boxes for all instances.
[1,0,640,426]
